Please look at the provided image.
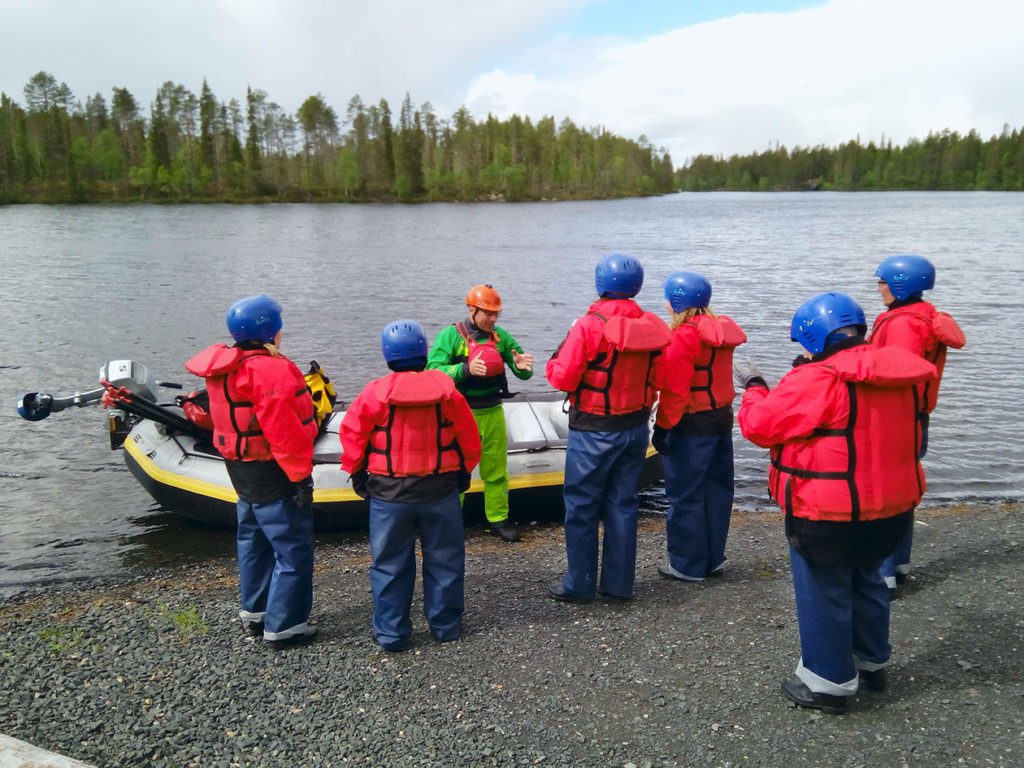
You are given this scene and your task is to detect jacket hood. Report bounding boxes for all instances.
[373,369,455,406]
[825,345,937,387]
[693,315,747,348]
[589,298,643,318]
[185,343,253,377]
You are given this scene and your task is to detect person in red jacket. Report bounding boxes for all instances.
[185,295,319,649]
[546,253,670,602]
[341,320,482,652]
[653,271,746,582]
[736,292,936,714]
[871,254,966,590]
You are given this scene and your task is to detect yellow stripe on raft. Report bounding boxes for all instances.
[124,437,655,503]
[125,438,370,504]
[124,436,239,502]
[124,438,568,504]
[281,470,568,501]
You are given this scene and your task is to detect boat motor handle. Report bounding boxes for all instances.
[17,387,106,421]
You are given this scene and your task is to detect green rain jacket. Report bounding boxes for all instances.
[427,319,533,409]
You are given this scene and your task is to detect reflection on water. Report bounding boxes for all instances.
[1,192,1021,594]
[117,510,237,570]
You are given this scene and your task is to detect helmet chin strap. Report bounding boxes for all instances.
[468,307,492,327]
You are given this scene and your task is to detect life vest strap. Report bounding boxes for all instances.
[776,381,861,521]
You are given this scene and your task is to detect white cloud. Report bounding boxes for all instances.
[0,0,586,115]
[3,0,1021,163]
[464,0,1024,160]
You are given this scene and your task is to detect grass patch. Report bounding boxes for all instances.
[158,602,210,642]
[40,626,85,654]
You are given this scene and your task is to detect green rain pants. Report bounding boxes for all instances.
[472,404,510,523]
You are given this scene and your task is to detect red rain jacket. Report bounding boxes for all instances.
[738,344,937,523]
[869,301,965,413]
[185,344,317,482]
[546,298,670,418]
[340,369,482,477]
[655,314,746,429]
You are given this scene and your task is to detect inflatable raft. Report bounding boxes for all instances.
[18,360,663,531]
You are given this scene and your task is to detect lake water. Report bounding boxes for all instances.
[1,192,1021,595]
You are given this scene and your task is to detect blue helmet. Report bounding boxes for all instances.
[226,295,283,343]
[664,271,711,312]
[875,254,935,300]
[790,292,866,355]
[381,320,428,367]
[596,253,644,298]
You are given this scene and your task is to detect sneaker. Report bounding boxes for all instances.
[657,563,705,582]
[264,623,319,650]
[780,679,848,715]
[490,520,521,542]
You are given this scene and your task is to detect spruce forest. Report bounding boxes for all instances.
[676,127,1024,191]
[0,72,675,204]
[3,72,1023,204]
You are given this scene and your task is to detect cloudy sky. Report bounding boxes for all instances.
[2,0,1022,162]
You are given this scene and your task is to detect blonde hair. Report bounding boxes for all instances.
[668,305,716,330]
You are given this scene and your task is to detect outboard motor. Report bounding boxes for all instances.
[100,360,157,402]
[18,360,168,448]
[99,360,158,448]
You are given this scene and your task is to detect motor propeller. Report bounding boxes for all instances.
[17,388,106,421]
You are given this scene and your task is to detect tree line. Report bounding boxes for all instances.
[0,71,675,204]
[675,126,1024,191]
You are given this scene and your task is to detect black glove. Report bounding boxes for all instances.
[351,469,370,500]
[293,475,314,508]
[733,357,768,390]
[652,425,671,455]
[457,471,472,493]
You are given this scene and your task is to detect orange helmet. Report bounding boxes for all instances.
[466,284,502,312]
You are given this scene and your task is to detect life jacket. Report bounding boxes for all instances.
[186,345,316,464]
[684,315,746,413]
[454,322,508,395]
[870,302,965,413]
[364,371,470,477]
[574,311,670,416]
[767,346,931,523]
[179,367,330,437]
[304,360,337,432]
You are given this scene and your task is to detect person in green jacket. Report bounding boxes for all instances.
[427,284,534,542]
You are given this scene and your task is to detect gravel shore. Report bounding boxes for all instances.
[1,501,1021,768]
